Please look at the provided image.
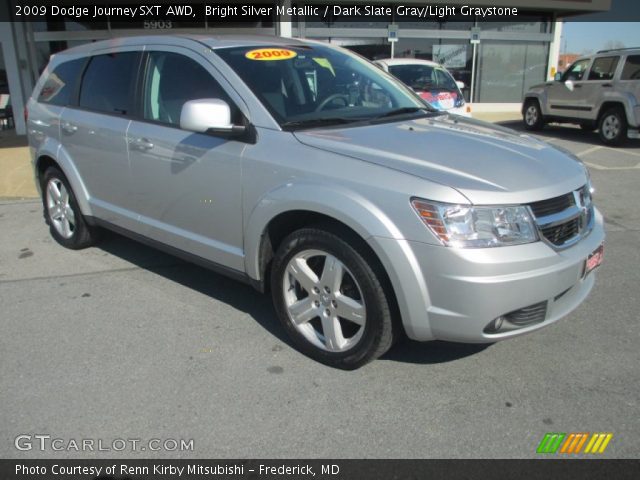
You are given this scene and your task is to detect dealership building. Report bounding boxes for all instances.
[0,0,611,134]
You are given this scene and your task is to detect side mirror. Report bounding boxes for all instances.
[554,72,563,81]
[180,99,245,136]
[456,80,465,90]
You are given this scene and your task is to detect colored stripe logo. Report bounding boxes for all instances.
[537,433,613,454]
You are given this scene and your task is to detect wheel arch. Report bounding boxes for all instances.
[597,100,627,122]
[35,144,92,216]
[245,183,404,283]
[244,183,435,341]
[523,94,545,115]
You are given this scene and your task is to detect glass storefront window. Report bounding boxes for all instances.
[328,38,391,61]
[476,41,548,103]
[481,15,548,33]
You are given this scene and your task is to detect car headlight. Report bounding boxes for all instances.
[411,198,538,248]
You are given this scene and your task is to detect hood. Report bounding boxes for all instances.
[293,114,587,205]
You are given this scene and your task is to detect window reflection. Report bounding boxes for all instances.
[476,42,548,102]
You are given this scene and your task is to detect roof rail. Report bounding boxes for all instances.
[596,47,640,54]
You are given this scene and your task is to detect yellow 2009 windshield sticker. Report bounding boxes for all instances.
[245,48,297,61]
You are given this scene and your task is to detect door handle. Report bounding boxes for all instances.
[61,122,77,134]
[573,84,582,88]
[130,137,154,151]
[602,83,613,87]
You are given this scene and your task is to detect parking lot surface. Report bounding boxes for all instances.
[1,123,639,458]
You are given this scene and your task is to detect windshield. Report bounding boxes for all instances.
[388,64,459,92]
[215,44,428,128]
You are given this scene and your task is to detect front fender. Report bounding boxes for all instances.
[244,181,435,341]
[523,90,548,115]
[245,181,403,279]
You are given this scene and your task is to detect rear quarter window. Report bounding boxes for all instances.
[37,58,85,106]
[79,52,139,115]
[620,55,640,80]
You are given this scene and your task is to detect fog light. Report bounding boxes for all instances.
[484,316,505,334]
[493,316,504,331]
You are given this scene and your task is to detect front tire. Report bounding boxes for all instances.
[42,166,98,249]
[523,99,545,131]
[271,227,395,369]
[598,107,627,146]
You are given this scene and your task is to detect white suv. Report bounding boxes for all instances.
[374,58,471,117]
[523,47,640,145]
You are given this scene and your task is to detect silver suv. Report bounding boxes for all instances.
[523,47,640,145]
[28,35,605,369]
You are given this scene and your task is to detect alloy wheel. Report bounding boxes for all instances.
[46,178,76,239]
[282,249,366,352]
[525,105,538,125]
[601,114,620,140]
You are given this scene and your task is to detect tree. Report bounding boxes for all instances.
[602,40,626,51]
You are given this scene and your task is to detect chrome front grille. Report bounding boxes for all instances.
[529,185,594,249]
[540,217,581,245]
[530,193,575,217]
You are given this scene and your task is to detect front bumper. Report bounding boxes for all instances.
[387,208,605,343]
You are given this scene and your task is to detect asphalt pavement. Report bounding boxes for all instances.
[1,123,639,459]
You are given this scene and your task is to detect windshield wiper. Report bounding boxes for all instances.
[370,107,432,121]
[281,117,364,131]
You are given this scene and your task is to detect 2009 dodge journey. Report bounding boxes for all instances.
[27,35,605,368]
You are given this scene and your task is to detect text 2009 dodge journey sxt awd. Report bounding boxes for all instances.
[27,35,604,368]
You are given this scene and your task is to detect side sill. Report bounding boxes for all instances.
[89,217,256,289]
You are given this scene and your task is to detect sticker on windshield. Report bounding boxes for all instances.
[312,58,335,76]
[245,48,297,61]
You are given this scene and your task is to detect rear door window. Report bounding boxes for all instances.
[37,58,85,106]
[79,52,139,115]
[587,56,620,81]
[620,55,640,80]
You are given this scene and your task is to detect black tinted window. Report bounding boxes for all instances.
[79,52,139,115]
[587,56,619,81]
[143,52,238,127]
[562,59,590,81]
[621,55,640,80]
[388,64,458,91]
[37,58,84,106]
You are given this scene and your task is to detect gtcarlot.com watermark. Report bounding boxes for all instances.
[15,434,194,452]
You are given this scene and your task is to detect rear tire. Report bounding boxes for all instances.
[42,166,98,249]
[598,107,627,146]
[523,99,545,131]
[270,227,395,369]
